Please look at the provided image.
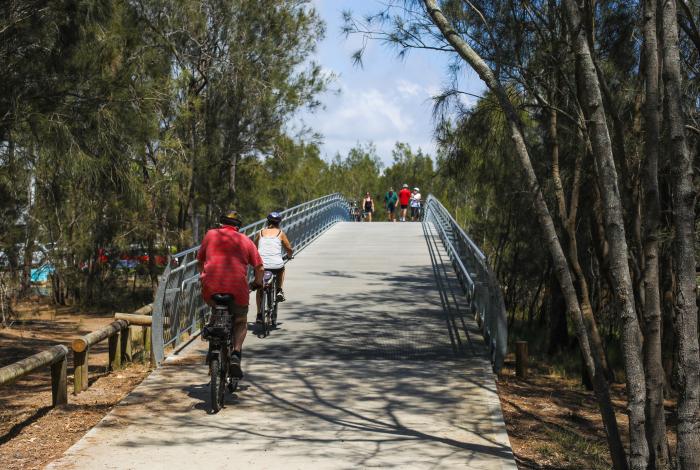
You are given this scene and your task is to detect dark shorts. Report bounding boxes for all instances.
[265,267,285,275]
[400,204,408,210]
[387,203,396,213]
[411,206,421,217]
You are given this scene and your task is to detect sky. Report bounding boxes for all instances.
[293,0,483,165]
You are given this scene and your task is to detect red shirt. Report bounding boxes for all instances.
[399,188,411,206]
[197,225,262,307]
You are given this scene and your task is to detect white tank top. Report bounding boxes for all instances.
[258,230,284,269]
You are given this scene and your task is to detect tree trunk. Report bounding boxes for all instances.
[421,2,627,468]
[660,250,677,396]
[549,109,611,379]
[229,152,238,202]
[659,0,700,466]
[20,236,34,296]
[563,1,649,467]
[640,1,669,466]
[548,273,569,355]
[20,171,35,296]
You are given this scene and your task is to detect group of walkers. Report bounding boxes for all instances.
[361,184,422,222]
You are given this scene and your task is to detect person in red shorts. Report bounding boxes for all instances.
[197,210,263,378]
[398,183,412,222]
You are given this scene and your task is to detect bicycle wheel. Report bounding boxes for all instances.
[264,288,273,337]
[258,290,267,337]
[209,356,224,413]
[271,281,278,327]
[270,277,277,329]
[219,349,228,405]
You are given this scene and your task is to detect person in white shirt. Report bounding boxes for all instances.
[410,188,422,221]
[254,212,293,324]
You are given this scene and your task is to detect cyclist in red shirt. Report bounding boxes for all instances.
[197,210,263,378]
[398,184,412,222]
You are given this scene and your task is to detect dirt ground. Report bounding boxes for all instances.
[497,354,677,469]
[0,301,152,470]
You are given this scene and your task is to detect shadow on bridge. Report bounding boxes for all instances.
[105,353,512,468]
[243,264,485,363]
[88,255,510,467]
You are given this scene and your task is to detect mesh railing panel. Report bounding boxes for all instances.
[423,195,507,371]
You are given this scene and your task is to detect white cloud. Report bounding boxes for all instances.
[294,0,485,165]
[396,79,423,97]
[335,88,412,133]
[300,79,437,164]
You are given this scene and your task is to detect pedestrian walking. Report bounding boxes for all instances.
[363,192,375,222]
[398,184,411,222]
[385,188,398,222]
[410,187,422,221]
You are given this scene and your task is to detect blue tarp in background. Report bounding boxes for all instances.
[30,264,55,283]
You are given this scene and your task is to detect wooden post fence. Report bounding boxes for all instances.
[0,344,69,407]
[72,319,128,394]
[515,341,528,378]
[114,311,154,367]
[71,304,154,395]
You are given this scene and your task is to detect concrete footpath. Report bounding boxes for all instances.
[48,223,515,469]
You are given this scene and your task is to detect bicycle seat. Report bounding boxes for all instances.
[211,293,234,306]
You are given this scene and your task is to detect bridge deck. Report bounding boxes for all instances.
[49,222,515,469]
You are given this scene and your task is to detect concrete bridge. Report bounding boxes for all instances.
[48,195,515,469]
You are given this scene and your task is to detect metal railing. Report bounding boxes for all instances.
[423,195,507,372]
[151,193,351,365]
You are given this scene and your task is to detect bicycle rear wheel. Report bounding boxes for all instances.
[209,356,224,413]
[264,288,273,336]
[271,282,278,327]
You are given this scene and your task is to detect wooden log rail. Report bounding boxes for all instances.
[0,345,68,407]
[72,304,154,395]
[72,320,128,394]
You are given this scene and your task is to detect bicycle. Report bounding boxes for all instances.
[257,270,279,338]
[202,294,239,413]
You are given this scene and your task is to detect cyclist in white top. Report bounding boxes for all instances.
[254,212,293,323]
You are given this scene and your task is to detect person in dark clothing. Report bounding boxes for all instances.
[363,192,375,222]
[384,188,398,222]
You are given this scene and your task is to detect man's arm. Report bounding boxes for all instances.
[248,239,265,287]
[253,263,264,285]
[196,234,209,273]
